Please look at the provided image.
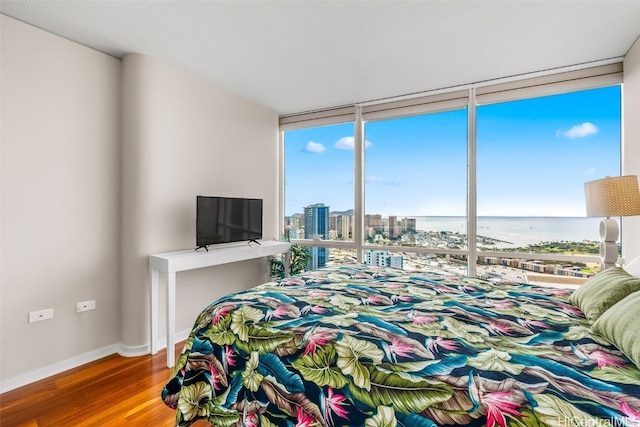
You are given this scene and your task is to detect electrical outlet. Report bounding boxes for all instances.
[29,308,54,323]
[76,300,96,313]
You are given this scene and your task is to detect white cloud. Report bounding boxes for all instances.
[558,122,599,139]
[335,136,373,150]
[584,167,597,175]
[305,141,326,153]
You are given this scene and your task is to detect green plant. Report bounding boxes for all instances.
[270,238,312,279]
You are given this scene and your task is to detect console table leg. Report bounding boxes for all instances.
[150,267,159,354]
[166,272,176,367]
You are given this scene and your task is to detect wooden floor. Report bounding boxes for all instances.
[0,345,209,426]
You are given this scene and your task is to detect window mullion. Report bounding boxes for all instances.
[278,130,285,239]
[467,87,477,277]
[354,106,365,262]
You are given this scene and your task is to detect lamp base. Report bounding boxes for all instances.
[599,217,619,270]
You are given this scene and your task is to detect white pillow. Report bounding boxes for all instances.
[624,254,640,278]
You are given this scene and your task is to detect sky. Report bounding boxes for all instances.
[284,86,621,217]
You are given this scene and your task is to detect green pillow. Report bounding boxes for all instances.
[568,267,640,322]
[592,291,640,369]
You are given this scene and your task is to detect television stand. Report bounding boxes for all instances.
[149,240,291,367]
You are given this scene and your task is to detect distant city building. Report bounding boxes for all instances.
[365,250,385,265]
[285,214,304,241]
[365,214,383,233]
[401,217,416,232]
[341,215,352,240]
[293,211,410,241]
[366,227,376,239]
[289,214,304,231]
[386,255,404,269]
[304,203,329,269]
[365,250,404,269]
[388,215,398,238]
[478,256,595,279]
[329,214,340,237]
[556,266,594,278]
[287,228,298,240]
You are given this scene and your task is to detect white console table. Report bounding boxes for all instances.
[149,240,291,367]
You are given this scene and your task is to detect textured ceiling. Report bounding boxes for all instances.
[2,0,640,115]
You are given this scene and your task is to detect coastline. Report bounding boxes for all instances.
[413,216,602,247]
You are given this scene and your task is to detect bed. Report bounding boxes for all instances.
[161,263,640,427]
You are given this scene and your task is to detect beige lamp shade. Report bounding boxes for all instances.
[584,175,640,217]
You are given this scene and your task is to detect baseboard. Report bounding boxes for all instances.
[0,344,119,394]
[117,329,192,357]
[0,329,192,394]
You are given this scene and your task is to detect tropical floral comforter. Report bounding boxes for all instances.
[161,264,640,427]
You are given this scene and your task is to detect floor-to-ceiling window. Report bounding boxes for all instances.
[361,103,468,271]
[282,120,355,267]
[475,86,621,280]
[364,110,468,245]
[280,63,623,283]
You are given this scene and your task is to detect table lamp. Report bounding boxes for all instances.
[584,175,640,270]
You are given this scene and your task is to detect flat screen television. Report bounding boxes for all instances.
[196,196,263,249]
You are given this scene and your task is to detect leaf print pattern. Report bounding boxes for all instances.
[161,263,640,427]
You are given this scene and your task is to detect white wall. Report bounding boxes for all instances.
[1,17,280,390]
[119,54,279,351]
[1,15,121,385]
[623,36,640,262]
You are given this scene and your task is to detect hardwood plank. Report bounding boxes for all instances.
[0,347,185,426]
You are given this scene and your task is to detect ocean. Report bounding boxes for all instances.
[414,216,603,248]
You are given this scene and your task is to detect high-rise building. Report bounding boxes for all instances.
[401,217,416,232]
[365,214,383,233]
[304,203,329,269]
[330,214,347,238]
[388,215,398,238]
[341,215,352,240]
